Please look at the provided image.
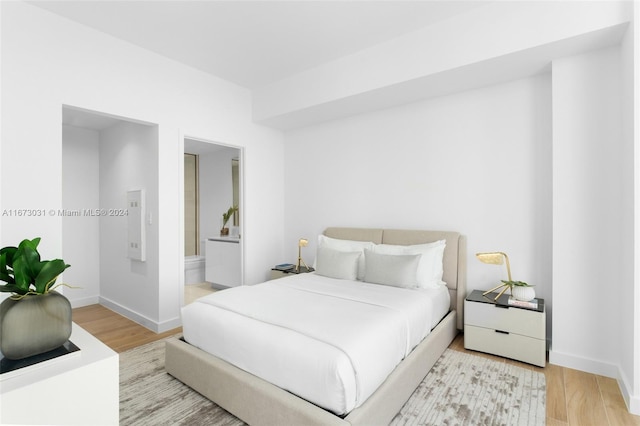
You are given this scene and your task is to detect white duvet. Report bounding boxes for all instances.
[181,273,450,415]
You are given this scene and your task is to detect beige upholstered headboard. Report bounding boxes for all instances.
[323,227,467,330]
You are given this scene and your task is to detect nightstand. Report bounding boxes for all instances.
[270,266,314,280]
[464,289,546,367]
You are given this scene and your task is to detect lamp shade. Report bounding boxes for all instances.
[476,251,512,281]
[298,238,308,247]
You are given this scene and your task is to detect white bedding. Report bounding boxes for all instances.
[181,273,450,415]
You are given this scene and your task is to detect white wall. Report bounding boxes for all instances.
[622,3,640,413]
[550,47,624,378]
[0,2,285,331]
[284,74,553,310]
[632,2,640,413]
[550,39,640,415]
[98,121,160,329]
[62,125,100,306]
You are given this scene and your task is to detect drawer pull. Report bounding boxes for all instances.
[495,330,509,335]
[494,305,509,309]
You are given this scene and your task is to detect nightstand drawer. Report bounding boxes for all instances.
[465,299,545,339]
[464,324,546,367]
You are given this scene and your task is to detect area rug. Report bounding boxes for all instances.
[120,336,546,426]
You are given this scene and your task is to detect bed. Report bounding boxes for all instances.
[166,227,466,426]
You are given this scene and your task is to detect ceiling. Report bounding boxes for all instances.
[30,1,489,90]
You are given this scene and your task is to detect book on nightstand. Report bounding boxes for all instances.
[507,296,539,310]
[274,263,295,271]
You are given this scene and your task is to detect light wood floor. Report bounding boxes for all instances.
[73,304,640,426]
[72,304,182,353]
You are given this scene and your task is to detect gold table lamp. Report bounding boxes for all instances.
[476,251,512,300]
[296,238,310,272]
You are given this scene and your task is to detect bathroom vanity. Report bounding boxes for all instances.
[205,237,241,288]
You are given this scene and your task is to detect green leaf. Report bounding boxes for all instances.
[35,259,70,293]
[10,257,32,293]
[13,240,38,278]
[0,283,28,295]
[0,252,14,284]
[16,238,40,254]
[0,237,71,296]
[0,269,14,284]
[0,246,17,267]
[21,237,41,251]
[21,245,43,281]
[221,205,238,227]
[501,279,532,287]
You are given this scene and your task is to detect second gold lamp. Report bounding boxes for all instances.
[296,238,310,272]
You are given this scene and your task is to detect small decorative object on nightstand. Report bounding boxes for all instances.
[270,238,315,279]
[476,251,513,300]
[270,264,314,280]
[464,289,546,367]
[296,238,310,273]
[476,251,536,303]
[511,283,536,301]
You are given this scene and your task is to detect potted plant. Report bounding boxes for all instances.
[502,280,536,301]
[0,237,72,360]
[220,205,238,236]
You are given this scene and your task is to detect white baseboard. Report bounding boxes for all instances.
[618,364,640,415]
[98,296,182,333]
[98,296,181,333]
[98,296,156,331]
[69,295,100,309]
[630,396,640,416]
[157,316,182,333]
[549,349,618,378]
[551,349,640,415]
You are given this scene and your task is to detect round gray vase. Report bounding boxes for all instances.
[0,292,72,360]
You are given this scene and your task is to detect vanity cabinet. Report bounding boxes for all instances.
[205,237,241,287]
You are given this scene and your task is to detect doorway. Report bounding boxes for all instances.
[182,137,243,303]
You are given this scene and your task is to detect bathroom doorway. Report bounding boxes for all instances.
[182,137,243,303]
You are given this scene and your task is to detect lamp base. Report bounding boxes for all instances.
[482,283,511,301]
[296,257,310,273]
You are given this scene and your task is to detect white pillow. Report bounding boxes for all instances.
[316,235,375,280]
[315,246,361,281]
[363,249,420,289]
[373,240,446,289]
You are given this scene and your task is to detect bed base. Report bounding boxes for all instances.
[165,310,458,426]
